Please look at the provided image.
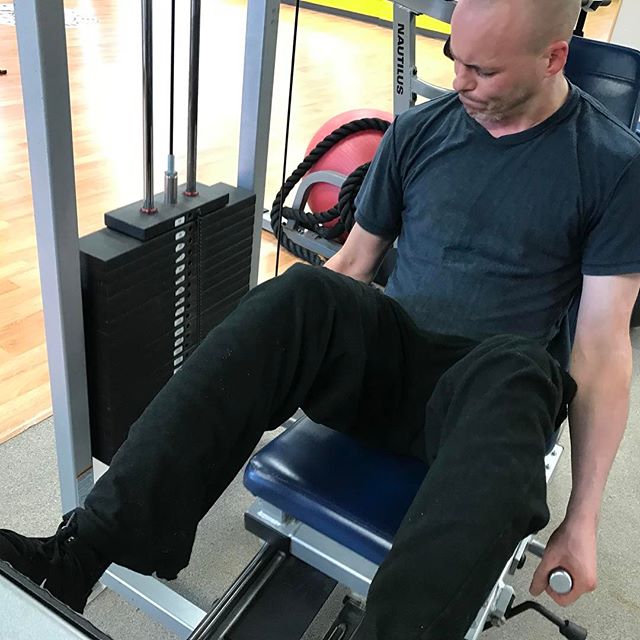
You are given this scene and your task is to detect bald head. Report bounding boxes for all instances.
[454,0,582,53]
[449,0,577,128]
[527,0,582,50]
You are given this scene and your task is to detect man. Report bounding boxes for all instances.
[2,0,639,638]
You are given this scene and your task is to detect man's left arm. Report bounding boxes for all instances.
[530,273,640,606]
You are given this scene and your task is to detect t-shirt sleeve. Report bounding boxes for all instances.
[354,121,403,240]
[582,152,640,276]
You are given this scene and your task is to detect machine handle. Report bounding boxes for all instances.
[549,568,573,595]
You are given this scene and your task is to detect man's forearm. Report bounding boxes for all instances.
[322,223,393,283]
[324,252,374,283]
[566,345,632,526]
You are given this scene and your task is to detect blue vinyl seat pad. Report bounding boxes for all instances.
[244,417,428,565]
[244,417,560,566]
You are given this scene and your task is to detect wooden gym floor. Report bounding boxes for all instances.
[0,0,620,444]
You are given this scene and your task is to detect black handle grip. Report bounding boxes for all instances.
[560,619,588,640]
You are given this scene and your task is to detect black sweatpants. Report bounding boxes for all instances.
[76,264,576,640]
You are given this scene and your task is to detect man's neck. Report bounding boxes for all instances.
[480,77,570,138]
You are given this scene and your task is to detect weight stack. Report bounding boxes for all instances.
[80,183,256,464]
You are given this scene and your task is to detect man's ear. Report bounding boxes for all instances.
[546,40,570,77]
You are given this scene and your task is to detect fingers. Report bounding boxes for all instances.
[529,546,562,597]
[531,568,578,606]
[529,562,548,597]
[531,564,596,606]
[545,584,580,607]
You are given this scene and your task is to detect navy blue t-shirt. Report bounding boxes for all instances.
[355,84,640,346]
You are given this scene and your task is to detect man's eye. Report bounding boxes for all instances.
[477,70,497,78]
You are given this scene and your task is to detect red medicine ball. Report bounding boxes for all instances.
[305,109,393,241]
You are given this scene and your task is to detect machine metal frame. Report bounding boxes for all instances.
[393,2,451,114]
[14,0,281,635]
[244,442,565,640]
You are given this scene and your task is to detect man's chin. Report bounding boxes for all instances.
[459,95,489,117]
[461,101,484,119]
[460,98,504,124]
[471,111,505,125]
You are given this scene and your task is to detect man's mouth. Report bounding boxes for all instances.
[459,94,484,107]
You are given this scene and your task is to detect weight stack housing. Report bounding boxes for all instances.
[80,183,256,464]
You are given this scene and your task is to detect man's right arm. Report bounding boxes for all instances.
[323,222,394,283]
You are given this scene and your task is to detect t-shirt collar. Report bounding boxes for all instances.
[462,79,580,146]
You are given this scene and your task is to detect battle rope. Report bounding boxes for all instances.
[270,117,391,266]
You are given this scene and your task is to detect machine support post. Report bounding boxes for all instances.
[100,566,206,638]
[14,0,94,513]
[393,5,417,116]
[186,0,202,196]
[238,0,281,287]
[574,9,588,37]
[141,0,156,213]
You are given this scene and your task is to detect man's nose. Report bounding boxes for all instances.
[453,63,476,93]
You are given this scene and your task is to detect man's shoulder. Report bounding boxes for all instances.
[393,91,462,137]
[574,86,640,161]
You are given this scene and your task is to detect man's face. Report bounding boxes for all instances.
[447,1,548,124]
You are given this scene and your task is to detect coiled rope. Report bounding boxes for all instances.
[270,117,391,265]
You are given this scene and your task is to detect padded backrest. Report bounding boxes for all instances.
[565,36,640,129]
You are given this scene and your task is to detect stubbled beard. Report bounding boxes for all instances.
[463,88,535,125]
[468,107,506,123]
[463,102,507,123]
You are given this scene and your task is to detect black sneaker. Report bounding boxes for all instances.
[0,511,109,612]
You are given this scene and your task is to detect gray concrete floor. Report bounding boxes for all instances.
[1,333,640,639]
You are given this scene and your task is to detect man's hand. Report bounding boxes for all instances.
[529,518,598,606]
